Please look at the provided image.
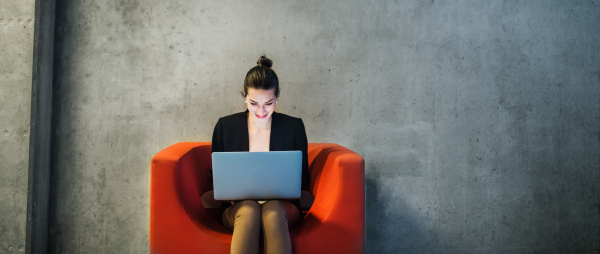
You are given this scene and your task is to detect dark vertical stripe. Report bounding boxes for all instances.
[25,0,56,253]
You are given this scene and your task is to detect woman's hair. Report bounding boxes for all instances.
[241,56,280,98]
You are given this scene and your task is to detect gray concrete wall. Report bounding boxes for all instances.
[0,1,35,253]
[50,0,599,253]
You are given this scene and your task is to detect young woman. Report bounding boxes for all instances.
[211,56,310,254]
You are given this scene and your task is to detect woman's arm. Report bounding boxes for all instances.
[295,118,310,190]
[211,118,224,153]
[211,118,235,208]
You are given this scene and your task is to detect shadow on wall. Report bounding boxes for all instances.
[366,177,435,254]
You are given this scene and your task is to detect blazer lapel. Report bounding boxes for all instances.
[269,111,279,151]
[240,110,250,151]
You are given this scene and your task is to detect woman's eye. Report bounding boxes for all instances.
[266,103,273,106]
[251,103,257,106]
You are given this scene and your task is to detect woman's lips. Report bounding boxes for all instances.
[255,113,268,119]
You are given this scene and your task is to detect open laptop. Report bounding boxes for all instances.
[211,151,302,201]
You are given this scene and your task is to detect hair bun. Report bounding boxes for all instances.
[257,56,273,68]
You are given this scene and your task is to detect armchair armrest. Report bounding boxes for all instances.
[150,142,229,253]
[292,143,365,254]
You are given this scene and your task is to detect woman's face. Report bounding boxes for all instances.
[246,88,277,123]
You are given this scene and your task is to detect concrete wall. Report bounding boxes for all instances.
[0,1,35,253]
[49,0,600,253]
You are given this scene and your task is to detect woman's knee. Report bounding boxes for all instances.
[261,200,287,221]
[235,200,261,219]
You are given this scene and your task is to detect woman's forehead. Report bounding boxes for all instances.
[247,88,276,101]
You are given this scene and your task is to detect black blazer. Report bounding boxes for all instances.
[211,110,310,213]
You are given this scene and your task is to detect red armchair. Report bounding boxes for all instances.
[150,142,365,253]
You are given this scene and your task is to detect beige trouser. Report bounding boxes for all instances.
[222,200,300,254]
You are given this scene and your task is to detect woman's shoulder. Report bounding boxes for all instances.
[275,111,301,120]
[216,110,304,126]
[273,111,304,126]
[217,111,247,125]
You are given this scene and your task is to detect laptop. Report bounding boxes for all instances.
[211,151,302,201]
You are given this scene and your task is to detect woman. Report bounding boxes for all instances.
[211,56,310,254]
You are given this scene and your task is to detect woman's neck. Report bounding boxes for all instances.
[248,113,272,131]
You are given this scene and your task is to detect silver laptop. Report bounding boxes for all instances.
[211,151,302,201]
